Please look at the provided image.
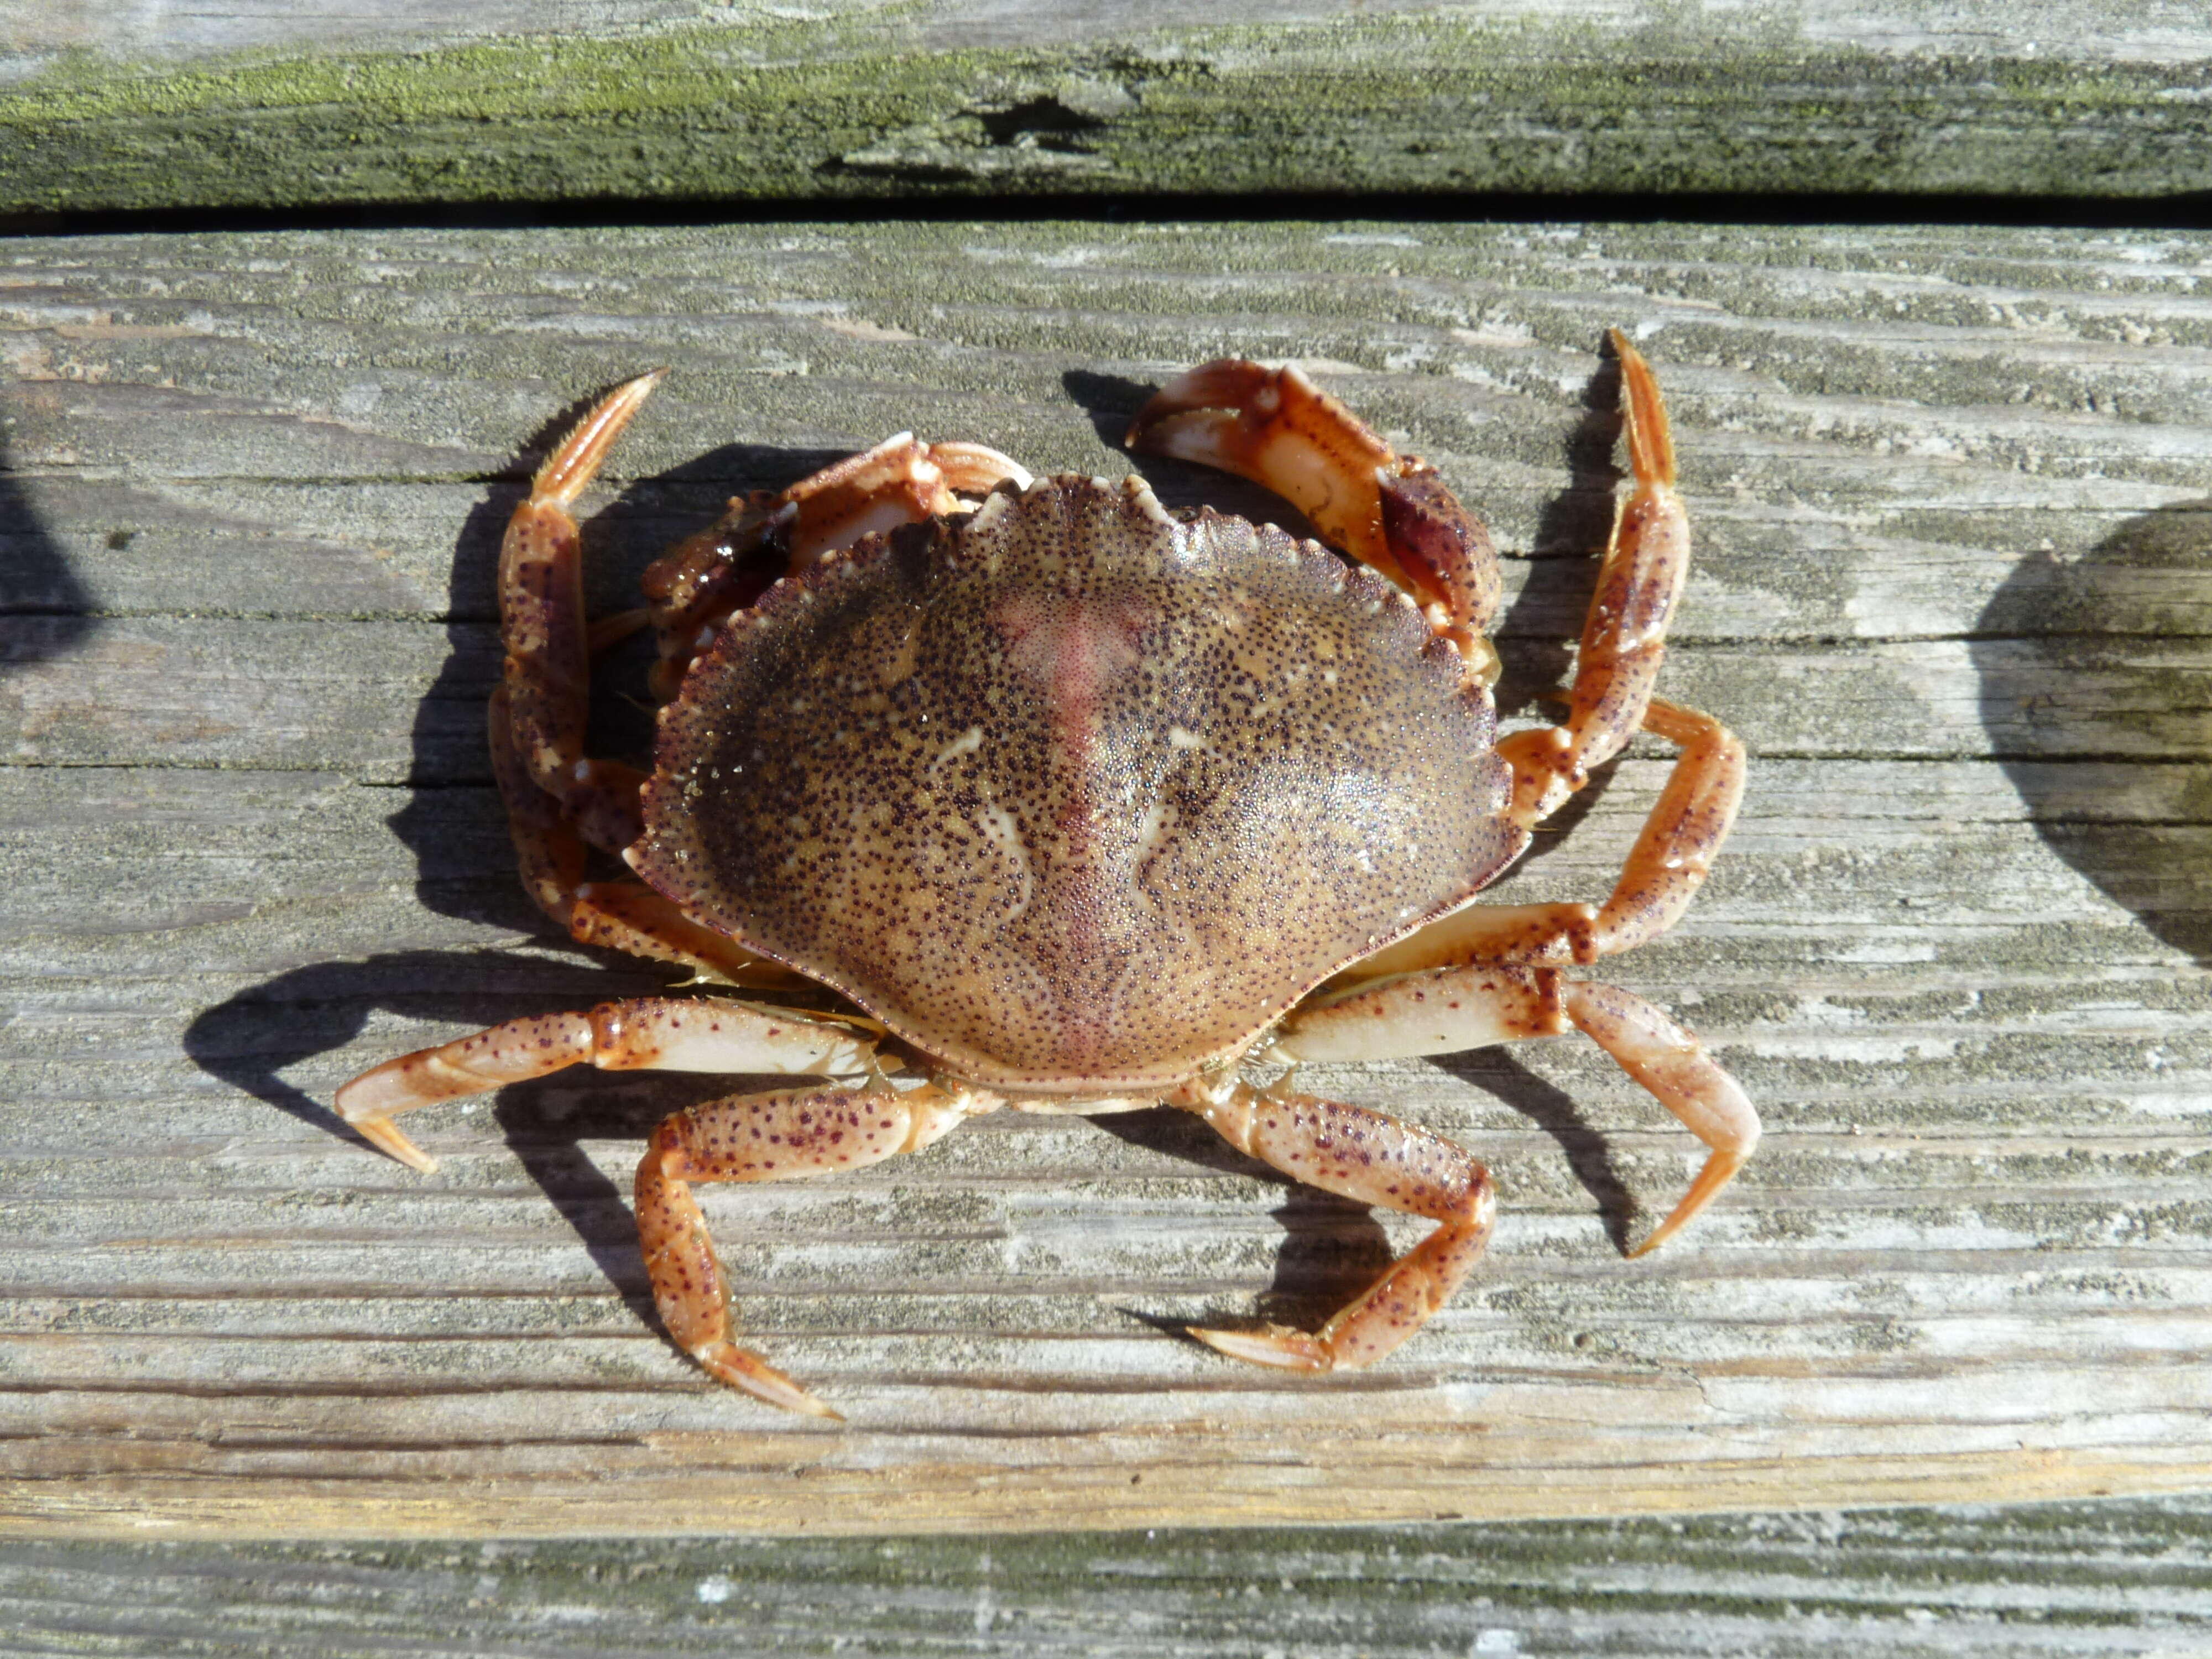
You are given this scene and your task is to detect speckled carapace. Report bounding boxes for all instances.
[335,337,1759,1417]
[633,475,1521,1092]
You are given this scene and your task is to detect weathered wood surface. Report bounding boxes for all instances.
[1,218,2209,1540]
[4,2,2212,215]
[8,1500,2212,1656]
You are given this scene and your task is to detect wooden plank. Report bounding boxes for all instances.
[3,3,2212,215]
[1,219,2208,1538]
[3,1499,2210,1656]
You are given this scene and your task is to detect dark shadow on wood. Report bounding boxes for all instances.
[1497,333,1625,725]
[1088,1105,1392,1333]
[1975,499,2212,964]
[487,1069,745,1322]
[0,436,98,674]
[1431,1048,1645,1255]
[9,190,2212,246]
[179,949,658,1148]
[180,946,755,1329]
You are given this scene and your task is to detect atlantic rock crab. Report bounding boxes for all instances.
[334,332,1757,1417]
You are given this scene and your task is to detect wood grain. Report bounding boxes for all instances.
[6,1500,2211,1656]
[1,219,2208,1538]
[3,2,2211,214]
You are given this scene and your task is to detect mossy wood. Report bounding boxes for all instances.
[9,1503,2212,1655]
[3,2,2212,214]
[1,218,2208,1538]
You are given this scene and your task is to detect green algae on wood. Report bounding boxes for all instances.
[8,1501,2212,1655]
[4,12,2212,214]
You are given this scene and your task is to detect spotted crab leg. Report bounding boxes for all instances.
[493,375,744,977]
[1344,697,1747,978]
[1125,357,1502,671]
[1269,966,1759,1256]
[333,997,878,1173]
[499,373,661,859]
[1168,1077,1495,1371]
[492,630,782,987]
[636,1079,999,1417]
[1495,332,1693,831]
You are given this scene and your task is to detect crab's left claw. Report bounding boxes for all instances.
[775,434,1034,573]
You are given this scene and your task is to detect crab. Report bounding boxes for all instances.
[333,331,1756,1418]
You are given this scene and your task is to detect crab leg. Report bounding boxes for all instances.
[1498,332,1691,830]
[333,998,878,1173]
[488,681,588,931]
[498,373,661,858]
[491,686,782,983]
[567,881,797,987]
[635,1079,997,1417]
[1345,697,1746,979]
[1270,966,1759,1255]
[1125,358,1501,665]
[1168,1077,1495,1371]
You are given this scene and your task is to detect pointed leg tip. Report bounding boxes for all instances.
[352,1115,439,1175]
[1187,1323,1332,1373]
[611,367,670,408]
[534,371,667,503]
[695,1343,844,1420]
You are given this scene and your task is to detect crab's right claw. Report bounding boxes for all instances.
[1126,359,1401,571]
[1126,359,1499,654]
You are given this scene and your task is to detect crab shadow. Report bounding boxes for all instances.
[0,434,100,675]
[1089,1045,1645,1337]
[180,948,691,1313]
[1087,1108,1397,1332]
[1971,499,2212,964]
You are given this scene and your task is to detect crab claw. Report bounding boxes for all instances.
[1126,358,1499,651]
[778,434,1034,572]
[1125,359,1402,573]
